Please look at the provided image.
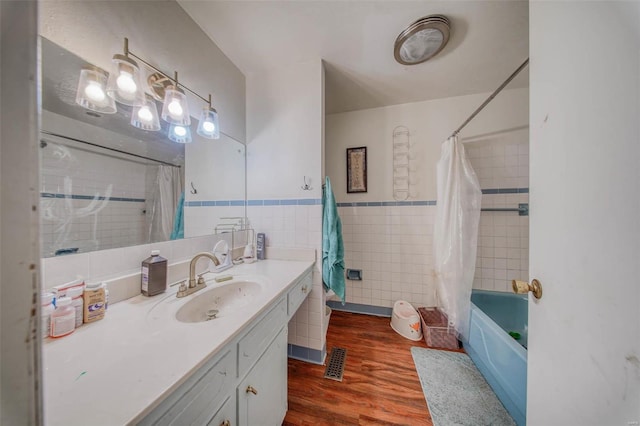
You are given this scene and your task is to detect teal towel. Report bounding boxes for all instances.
[322,177,345,303]
[170,191,184,240]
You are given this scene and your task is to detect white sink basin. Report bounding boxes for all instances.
[175,280,263,323]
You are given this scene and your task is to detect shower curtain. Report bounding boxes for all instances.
[148,165,184,243]
[433,135,482,340]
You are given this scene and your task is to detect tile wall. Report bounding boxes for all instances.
[466,134,530,292]
[247,200,325,359]
[184,203,246,238]
[40,143,150,256]
[338,204,438,309]
[335,134,530,310]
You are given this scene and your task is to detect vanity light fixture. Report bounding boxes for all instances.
[197,94,220,139]
[168,123,192,144]
[106,38,145,106]
[130,94,161,131]
[75,67,116,114]
[75,37,221,143]
[160,71,191,126]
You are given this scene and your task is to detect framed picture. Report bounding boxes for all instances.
[346,146,367,193]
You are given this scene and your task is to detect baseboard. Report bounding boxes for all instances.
[287,343,326,365]
[326,301,392,317]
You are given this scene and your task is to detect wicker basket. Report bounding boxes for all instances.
[418,307,460,350]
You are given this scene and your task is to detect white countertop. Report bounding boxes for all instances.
[43,259,314,426]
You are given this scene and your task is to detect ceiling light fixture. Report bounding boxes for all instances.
[75,37,220,143]
[394,15,451,65]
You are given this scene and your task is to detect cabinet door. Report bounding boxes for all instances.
[139,349,235,426]
[237,327,288,426]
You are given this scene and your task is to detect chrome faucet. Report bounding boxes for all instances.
[176,244,234,298]
[176,252,219,298]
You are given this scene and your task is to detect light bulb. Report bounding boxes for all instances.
[202,120,215,133]
[116,72,137,94]
[84,81,106,102]
[137,106,153,122]
[167,99,183,117]
[174,126,187,137]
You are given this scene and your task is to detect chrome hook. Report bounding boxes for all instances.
[190,182,197,194]
[301,176,313,191]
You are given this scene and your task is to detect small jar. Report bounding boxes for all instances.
[83,282,105,323]
[67,287,84,329]
[50,297,75,338]
[41,292,55,339]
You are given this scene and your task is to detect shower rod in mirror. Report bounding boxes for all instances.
[76,38,220,143]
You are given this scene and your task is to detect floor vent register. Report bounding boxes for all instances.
[324,347,347,382]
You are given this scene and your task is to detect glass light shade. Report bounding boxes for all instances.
[161,86,191,126]
[75,67,116,114]
[168,124,192,144]
[130,95,161,131]
[399,28,444,64]
[106,54,145,106]
[197,106,220,139]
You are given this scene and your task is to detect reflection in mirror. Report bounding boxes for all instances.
[40,37,246,258]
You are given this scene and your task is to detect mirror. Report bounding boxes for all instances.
[39,37,246,258]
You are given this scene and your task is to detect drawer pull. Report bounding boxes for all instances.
[246,385,258,395]
[302,286,308,293]
[220,421,231,426]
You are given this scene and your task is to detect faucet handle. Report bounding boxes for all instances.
[176,281,188,297]
[197,274,206,286]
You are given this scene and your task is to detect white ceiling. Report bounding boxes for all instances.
[178,1,529,114]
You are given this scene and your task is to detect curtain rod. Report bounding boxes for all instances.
[40,131,182,168]
[450,58,529,139]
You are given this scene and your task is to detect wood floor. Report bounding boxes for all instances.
[283,310,434,426]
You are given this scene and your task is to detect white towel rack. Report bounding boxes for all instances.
[392,126,411,200]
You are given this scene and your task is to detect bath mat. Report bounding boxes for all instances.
[410,347,515,426]
[324,347,347,381]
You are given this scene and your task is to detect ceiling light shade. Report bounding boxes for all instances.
[75,67,116,114]
[106,54,145,106]
[394,15,450,65]
[130,94,161,131]
[197,106,220,139]
[168,123,192,143]
[161,85,191,126]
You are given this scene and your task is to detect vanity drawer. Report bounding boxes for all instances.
[140,348,236,426]
[238,297,286,377]
[287,271,312,316]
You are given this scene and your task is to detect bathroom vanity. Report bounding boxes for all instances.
[43,259,313,425]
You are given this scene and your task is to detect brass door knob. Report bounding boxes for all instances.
[220,421,230,426]
[512,279,543,299]
[246,385,258,395]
